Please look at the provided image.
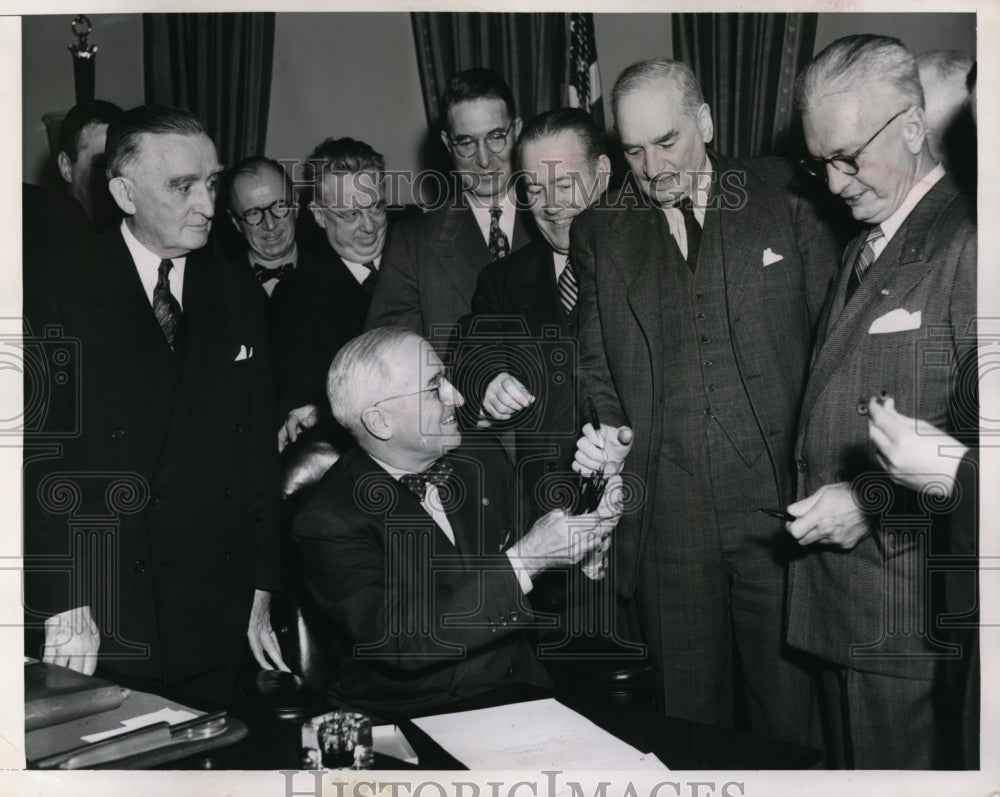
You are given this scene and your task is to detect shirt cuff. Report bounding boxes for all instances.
[504,550,534,594]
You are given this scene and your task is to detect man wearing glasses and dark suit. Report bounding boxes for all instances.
[366,67,537,340]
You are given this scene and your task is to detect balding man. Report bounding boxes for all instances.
[571,58,839,743]
[787,34,976,768]
[291,326,624,717]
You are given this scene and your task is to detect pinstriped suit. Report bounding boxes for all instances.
[573,153,840,741]
[787,173,976,767]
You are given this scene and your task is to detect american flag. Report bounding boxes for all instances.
[566,13,604,129]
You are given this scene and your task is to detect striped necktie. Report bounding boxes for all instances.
[558,255,578,314]
[488,206,510,261]
[153,259,182,348]
[845,225,884,303]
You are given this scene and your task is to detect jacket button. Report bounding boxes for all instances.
[700,335,709,343]
[148,494,160,506]
[696,312,705,320]
[111,428,125,441]
[708,384,715,392]
[223,485,231,499]
[221,552,232,563]
[856,400,869,416]
[507,665,516,677]
[133,560,147,574]
[234,423,245,435]
[796,459,807,473]
[498,616,508,627]
[695,292,704,301]
[510,611,519,622]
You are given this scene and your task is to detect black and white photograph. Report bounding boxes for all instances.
[3,2,995,795]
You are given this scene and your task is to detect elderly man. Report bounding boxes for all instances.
[225,156,306,297]
[366,67,537,339]
[291,326,623,717]
[23,105,285,709]
[270,137,389,440]
[572,58,839,742]
[786,34,976,768]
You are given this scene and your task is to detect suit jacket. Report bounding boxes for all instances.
[269,245,371,418]
[291,443,551,718]
[786,173,977,679]
[23,229,281,683]
[365,197,537,341]
[459,240,580,514]
[573,153,840,596]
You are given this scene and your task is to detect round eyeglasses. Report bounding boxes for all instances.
[799,107,912,180]
[235,198,295,227]
[448,120,515,159]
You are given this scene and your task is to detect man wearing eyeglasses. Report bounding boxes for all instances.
[785,35,976,769]
[225,157,302,298]
[269,137,389,439]
[365,67,538,341]
[291,326,624,716]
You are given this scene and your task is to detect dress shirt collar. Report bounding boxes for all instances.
[369,453,456,546]
[877,162,946,247]
[120,219,186,308]
[552,250,569,280]
[343,254,381,286]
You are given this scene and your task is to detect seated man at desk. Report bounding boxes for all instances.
[291,326,624,718]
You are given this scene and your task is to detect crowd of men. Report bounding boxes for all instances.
[22,34,978,770]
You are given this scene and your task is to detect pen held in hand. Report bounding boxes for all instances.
[757,507,795,523]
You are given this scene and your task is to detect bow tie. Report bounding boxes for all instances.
[252,262,294,284]
[400,459,455,501]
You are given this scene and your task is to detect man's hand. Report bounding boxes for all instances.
[278,404,319,452]
[868,395,967,495]
[247,589,291,672]
[511,475,624,579]
[43,606,100,675]
[573,423,634,476]
[786,482,870,549]
[481,372,534,421]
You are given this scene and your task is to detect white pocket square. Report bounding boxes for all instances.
[762,247,783,267]
[234,344,254,361]
[868,308,922,334]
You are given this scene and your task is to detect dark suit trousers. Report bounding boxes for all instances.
[637,422,818,745]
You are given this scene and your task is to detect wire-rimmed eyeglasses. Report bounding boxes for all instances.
[449,120,515,159]
[799,107,912,180]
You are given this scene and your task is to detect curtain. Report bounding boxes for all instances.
[673,13,817,158]
[144,13,275,166]
[411,13,565,131]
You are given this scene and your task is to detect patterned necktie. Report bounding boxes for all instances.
[845,225,884,303]
[488,206,511,261]
[361,261,378,296]
[400,459,455,502]
[557,255,578,314]
[252,262,293,284]
[676,197,701,272]
[153,259,182,349]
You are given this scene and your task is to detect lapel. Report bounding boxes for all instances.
[64,230,179,418]
[607,204,668,359]
[709,151,776,319]
[515,244,565,330]
[510,208,538,250]
[799,178,955,423]
[432,201,491,300]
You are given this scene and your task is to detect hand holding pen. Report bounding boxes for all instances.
[573,399,634,478]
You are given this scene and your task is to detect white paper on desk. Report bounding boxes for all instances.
[373,724,419,765]
[412,698,669,770]
[80,707,199,743]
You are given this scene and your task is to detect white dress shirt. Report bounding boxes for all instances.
[121,220,185,308]
[871,162,946,260]
[659,156,712,261]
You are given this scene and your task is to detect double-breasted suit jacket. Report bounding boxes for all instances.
[23,229,281,683]
[291,443,551,718]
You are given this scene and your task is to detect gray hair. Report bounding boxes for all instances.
[795,34,924,114]
[611,58,705,124]
[327,326,419,436]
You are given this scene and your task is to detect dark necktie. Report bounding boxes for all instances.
[252,262,293,284]
[361,261,378,296]
[400,459,455,502]
[557,255,578,314]
[153,259,182,349]
[488,206,511,261]
[676,197,701,273]
[845,225,884,303]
